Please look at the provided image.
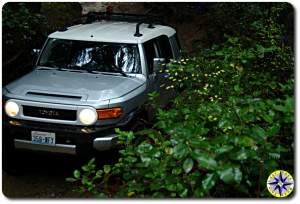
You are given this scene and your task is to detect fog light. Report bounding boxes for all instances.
[81,127,94,133]
[9,120,22,126]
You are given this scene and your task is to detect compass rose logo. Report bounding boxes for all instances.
[267,170,294,198]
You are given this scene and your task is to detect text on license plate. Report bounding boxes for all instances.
[31,131,56,145]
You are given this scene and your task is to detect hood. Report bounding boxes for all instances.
[5,69,144,102]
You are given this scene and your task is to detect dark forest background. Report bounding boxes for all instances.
[2,2,294,85]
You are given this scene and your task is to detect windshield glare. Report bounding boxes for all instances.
[38,38,141,74]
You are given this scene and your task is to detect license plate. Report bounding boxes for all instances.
[31,131,55,146]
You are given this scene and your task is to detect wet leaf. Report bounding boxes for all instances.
[73,169,81,179]
[202,173,217,192]
[103,165,111,174]
[183,158,194,173]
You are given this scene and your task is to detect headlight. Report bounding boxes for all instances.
[5,101,20,117]
[79,108,97,125]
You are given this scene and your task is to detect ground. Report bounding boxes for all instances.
[2,152,81,198]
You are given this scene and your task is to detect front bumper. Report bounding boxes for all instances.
[3,118,124,156]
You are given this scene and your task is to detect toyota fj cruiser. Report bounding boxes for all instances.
[2,12,181,159]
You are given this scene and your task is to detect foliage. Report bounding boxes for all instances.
[192,2,294,49]
[2,3,46,46]
[67,3,292,198]
[40,2,82,31]
[2,2,82,85]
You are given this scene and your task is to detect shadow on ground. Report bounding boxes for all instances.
[2,151,115,198]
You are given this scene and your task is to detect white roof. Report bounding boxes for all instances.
[49,21,176,44]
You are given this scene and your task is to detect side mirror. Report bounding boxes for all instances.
[31,49,41,65]
[153,58,166,73]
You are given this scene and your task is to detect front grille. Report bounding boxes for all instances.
[22,106,77,121]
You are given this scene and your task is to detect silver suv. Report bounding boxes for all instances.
[3,13,181,157]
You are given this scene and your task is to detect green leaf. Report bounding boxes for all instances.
[95,170,103,177]
[273,105,285,112]
[82,165,89,172]
[268,152,280,159]
[165,184,176,192]
[267,124,280,136]
[217,166,242,184]
[189,139,210,149]
[73,169,81,179]
[234,84,240,92]
[183,158,194,173]
[215,51,224,56]
[238,136,255,147]
[88,158,96,166]
[233,167,242,183]
[252,126,266,138]
[231,149,248,160]
[65,177,77,182]
[81,175,90,185]
[215,145,234,154]
[173,143,189,159]
[194,187,204,197]
[193,152,217,170]
[202,173,217,192]
[103,165,111,174]
[179,188,188,198]
[172,167,182,175]
[262,114,273,123]
[218,167,234,184]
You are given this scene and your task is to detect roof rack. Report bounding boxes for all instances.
[83,12,164,37]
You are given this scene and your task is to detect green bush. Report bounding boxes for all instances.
[67,3,294,198]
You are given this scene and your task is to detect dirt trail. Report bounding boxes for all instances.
[2,152,81,198]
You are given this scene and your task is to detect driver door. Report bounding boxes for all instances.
[143,35,175,107]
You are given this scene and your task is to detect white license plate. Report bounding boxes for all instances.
[31,131,55,146]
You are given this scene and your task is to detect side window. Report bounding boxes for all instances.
[156,35,173,63]
[170,34,181,60]
[143,35,173,74]
[143,40,159,74]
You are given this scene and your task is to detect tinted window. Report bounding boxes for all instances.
[39,39,141,74]
[170,34,181,60]
[143,40,157,74]
[156,35,173,62]
[143,35,173,74]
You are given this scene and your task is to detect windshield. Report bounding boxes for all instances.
[38,38,141,74]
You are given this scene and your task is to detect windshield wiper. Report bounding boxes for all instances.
[37,66,64,71]
[111,67,128,77]
[66,66,104,75]
[86,70,103,74]
[36,67,55,70]
[115,70,128,77]
[38,63,67,71]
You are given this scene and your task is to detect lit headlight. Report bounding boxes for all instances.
[5,101,20,117]
[79,108,97,125]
